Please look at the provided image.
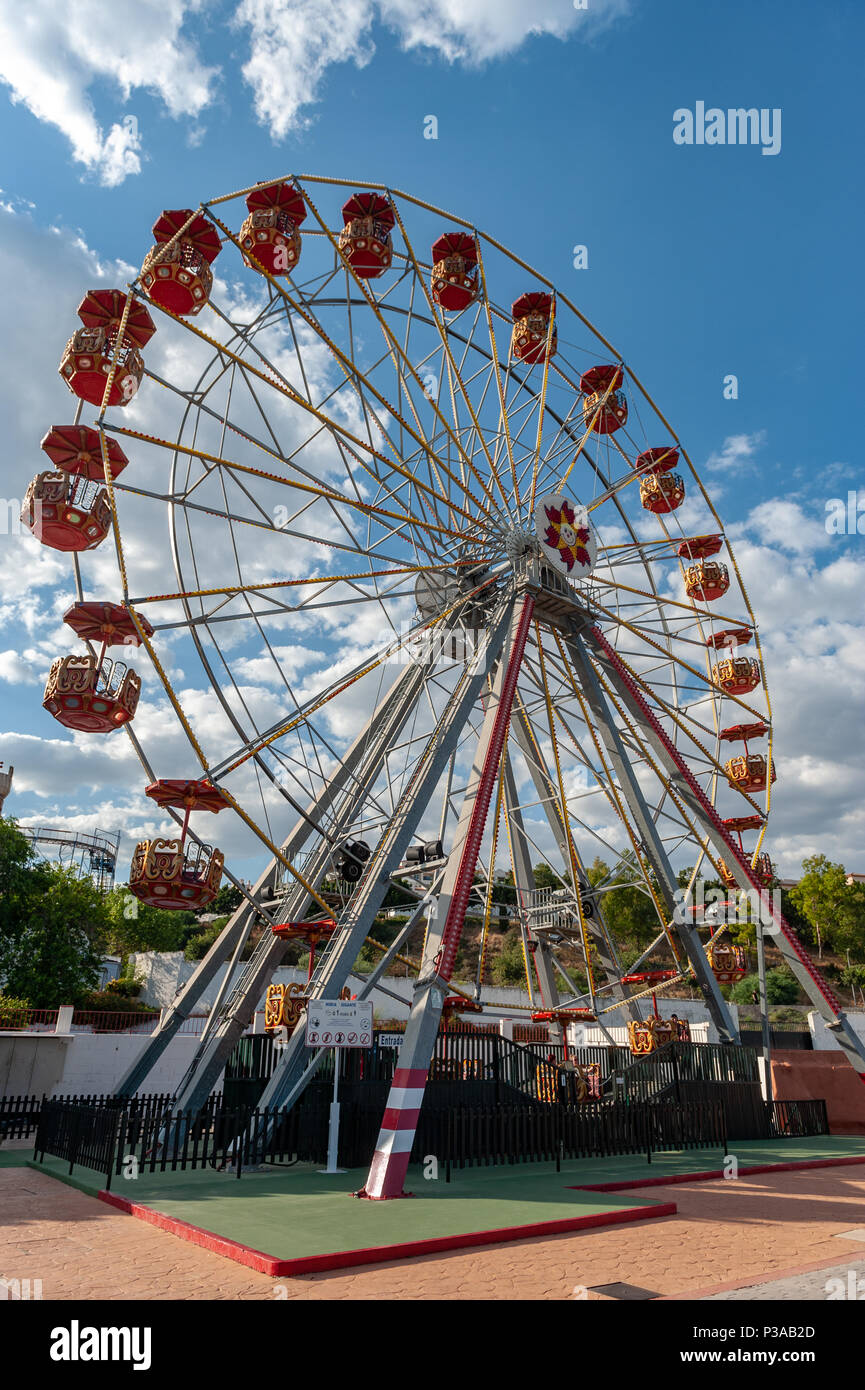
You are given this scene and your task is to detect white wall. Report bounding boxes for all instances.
[808,1009,865,1053]
[569,999,722,1048]
[130,950,536,1021]
[0,1031,220,1100]
[0,1035,71,1098]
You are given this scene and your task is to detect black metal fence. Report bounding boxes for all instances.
[0,1093,42,1140]
[770,1098,828,1137]
[618,1041,760,1103]
[1,1092,175,1142]
[34,1093,731,1184]
[420,1098,729,1174]
[31,1084,830,1188]
[224,1029,631,1110]
[739,1029,813,1051]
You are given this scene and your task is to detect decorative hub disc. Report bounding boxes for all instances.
[534,491,596,578]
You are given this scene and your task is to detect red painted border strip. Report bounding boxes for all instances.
[97,1189,675,1277]
[98,1191,283,1276]
[569,1153,865,1192]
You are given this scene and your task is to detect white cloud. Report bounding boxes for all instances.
[378,0,630,61]
[234,0,376,140]
[234,0,631,137]
[705,430,767,474]
[0,649,36,683]
[0,1,217,185]
[0,0,631,176]
[734,498,832,556]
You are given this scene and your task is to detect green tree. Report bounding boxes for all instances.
[103,886,198,958]
[730,966,800,1006]
[0,818,47,936]
[492,928,529,986]
[533,862,563,890]
[0,823,110,1006]
[213,883,243,915]
[588,852,662,948]
[789,855,865,959]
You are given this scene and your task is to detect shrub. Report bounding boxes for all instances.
[730,967,800,1006]
[184,923,223,961]
[72,992,158,1032]
[0,993,31,1028]
[104,976,142,998]
[74,990,157,1017]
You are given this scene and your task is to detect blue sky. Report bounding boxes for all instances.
[0,0,863,882]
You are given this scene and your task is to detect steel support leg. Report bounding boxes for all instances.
[164,653,455,1113]
[501,755,562,1034]
[585,622,865,1076]
[359,595,535,1199]
[565,630,740,1045]
[509,698,640,1022]
[250,598,519,1114]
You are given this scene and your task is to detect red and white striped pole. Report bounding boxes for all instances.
[359,596,535,1199]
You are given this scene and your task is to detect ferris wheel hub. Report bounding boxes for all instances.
[503,527,536,565]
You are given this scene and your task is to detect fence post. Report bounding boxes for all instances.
[55,1006,73,1034]
[104,1109,120,1193]
[645,1106,652,1165]
[69,1106,81,1176]
[446,1108,452,1184]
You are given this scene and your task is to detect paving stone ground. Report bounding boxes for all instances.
[705,1257,865,1300]
[3,1163,865,1301]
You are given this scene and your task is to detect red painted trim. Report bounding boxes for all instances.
[97,1190,283,1276]
[99,1187,675,1276]
[438,596,535,982]
[569,1152,865,1192]
[393,1067,428,1087]
[381,1107,422,1130]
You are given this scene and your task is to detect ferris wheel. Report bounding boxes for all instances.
[22,175,865,1197]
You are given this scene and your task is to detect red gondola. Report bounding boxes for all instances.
[580,364,627,433]
[511,292,556,365]
[239,181,307,276]
[706,939,749,983]
[684,560,730,602]
[59,290,156,408]
[129,778,228,910]
[22,422,127,551]
[712,657,761,696]
[724,754,776,794]
[338,192,394,279]
[141,209,221,315]
[640,471,686,513]
[20,473,112,552]
[430,231,479,311]
[42,602,153,734]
